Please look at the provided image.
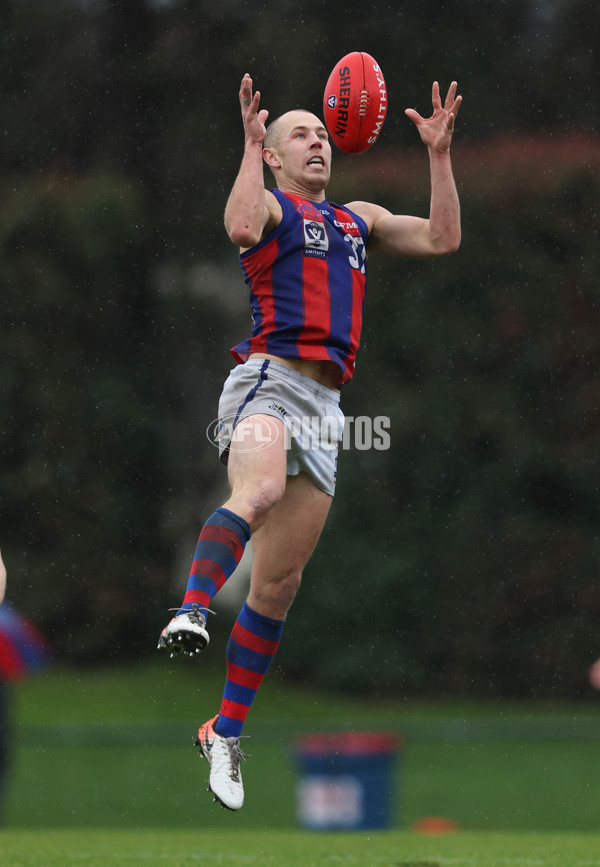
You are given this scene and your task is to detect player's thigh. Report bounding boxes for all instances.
[227,414,288,501]
[250,471,333,580]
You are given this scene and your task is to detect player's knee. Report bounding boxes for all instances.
[270,569,302,611]
[242,477,285,528]
[250,569,302,619]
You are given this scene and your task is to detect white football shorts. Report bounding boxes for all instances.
[216,358,344,497]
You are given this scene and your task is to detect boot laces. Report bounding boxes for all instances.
[167,603,216,623]
[224,738,248,782]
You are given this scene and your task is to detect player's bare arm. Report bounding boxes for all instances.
[349,81,462,258]
[224,74,282,249]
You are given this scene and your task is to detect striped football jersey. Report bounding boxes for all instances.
[231,189,369,386]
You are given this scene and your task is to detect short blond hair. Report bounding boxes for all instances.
[263,109,316,150]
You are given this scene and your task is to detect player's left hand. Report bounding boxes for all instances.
[405,81,462,153]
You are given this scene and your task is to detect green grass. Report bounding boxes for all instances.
[8,737,600,832]
[5,660,600,834]
[3,829,600,867]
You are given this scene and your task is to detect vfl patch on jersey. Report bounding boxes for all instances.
[303,219,329,258]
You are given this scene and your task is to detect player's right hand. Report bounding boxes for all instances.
[240,74,269,144]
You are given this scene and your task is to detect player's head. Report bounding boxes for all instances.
[263,109,331,197]
[264,109,320,149]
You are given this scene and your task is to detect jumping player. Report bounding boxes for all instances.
[158,73,462,810]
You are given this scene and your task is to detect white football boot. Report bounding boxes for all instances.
[195,715,247,811]
[157,606,209,657]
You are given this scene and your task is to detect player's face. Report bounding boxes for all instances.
[269,111,332,195]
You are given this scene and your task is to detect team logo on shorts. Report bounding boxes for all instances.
[303,219,329,258]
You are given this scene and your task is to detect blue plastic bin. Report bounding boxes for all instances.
[294,731,401,830]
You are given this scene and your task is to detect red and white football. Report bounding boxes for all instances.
[323,51,387,154]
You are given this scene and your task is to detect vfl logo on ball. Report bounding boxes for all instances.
[206,414,280,452]
[327,94,337,109]
[303,219,329,258]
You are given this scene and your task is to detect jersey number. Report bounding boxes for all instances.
[345,234,366,274]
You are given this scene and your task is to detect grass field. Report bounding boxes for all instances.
[3,658,600,867]
[2,828,600,867]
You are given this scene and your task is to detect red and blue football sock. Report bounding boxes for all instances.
[177,507,251,618]
[214,601,285,739]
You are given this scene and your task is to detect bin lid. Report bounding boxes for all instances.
[295,730,401,756]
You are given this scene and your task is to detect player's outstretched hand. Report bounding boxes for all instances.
[239,73,269,145]
[405,81,462,153]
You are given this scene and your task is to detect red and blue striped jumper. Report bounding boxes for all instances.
[232,189,369,387]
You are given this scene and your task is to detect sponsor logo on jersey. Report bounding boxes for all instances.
[334,219,360,234]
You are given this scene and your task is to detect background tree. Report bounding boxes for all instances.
[1,0,598,696]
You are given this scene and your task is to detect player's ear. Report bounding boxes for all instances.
[262,147,281,169]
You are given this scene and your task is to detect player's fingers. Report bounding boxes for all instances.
[404,108,422,124]
[444,81,458,109]
[240,74,253,107]
[432,81,441,109]
[451,94,462,118]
